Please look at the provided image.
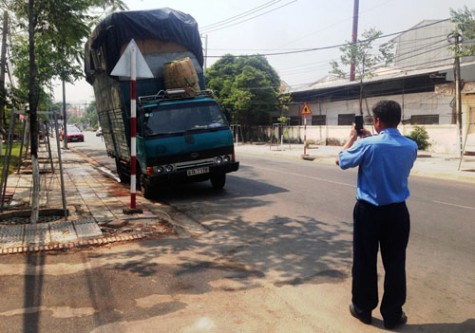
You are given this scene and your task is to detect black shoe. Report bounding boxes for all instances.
[349,304,372,324]
[384,312,407,329]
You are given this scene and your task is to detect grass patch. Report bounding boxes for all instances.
[1,142,22,175]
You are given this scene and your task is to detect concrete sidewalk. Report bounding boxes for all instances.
[0,145,205,255]
[1,142,474,255]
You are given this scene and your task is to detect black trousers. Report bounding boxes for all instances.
[352,200,410,323]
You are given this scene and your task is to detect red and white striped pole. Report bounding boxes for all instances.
[303,115,307,155]
[111,39,150,214]
[129,45,137,209]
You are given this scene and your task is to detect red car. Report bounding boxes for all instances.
[60,125,84,142]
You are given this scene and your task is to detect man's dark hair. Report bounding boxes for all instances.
[372,100,401,127]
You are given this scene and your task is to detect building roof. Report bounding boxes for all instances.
[290,61,475,102]
[291,19,475,97]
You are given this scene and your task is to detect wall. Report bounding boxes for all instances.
[462,94,475,153]
[281,91,473,154]
[290,91,455,126]
[260,123,475,155]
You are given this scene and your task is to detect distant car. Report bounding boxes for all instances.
[95,127,103,136]
[60,125,84,142]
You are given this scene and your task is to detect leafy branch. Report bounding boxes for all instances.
[450,6,475,57]
[330,28,394,81]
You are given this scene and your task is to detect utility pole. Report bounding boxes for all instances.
[451,32,463,159]
[62,79,68,149]
[349,0,359,82]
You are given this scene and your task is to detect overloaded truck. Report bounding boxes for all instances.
[84,8,239,198]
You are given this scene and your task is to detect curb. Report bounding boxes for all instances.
[0,233,147,255]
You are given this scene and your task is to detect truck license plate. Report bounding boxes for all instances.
[187,167,209,176]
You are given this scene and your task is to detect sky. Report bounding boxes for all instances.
[53,0,472,107]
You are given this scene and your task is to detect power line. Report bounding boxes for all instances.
[284,53,459,89]
[201,0,284,31]
[394,41,449,63]
[202,0,298,33]
[205,18,452,58]
[280,0,396,48]
[206,18,458,89]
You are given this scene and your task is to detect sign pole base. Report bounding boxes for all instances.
[123,207,143,215]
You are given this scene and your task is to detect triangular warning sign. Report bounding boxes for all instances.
[300,102,312,115]
[111,39,154,79]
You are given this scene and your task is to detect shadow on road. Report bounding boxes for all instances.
[23,253,45,333]
[396,318,474,332]
[96,211,353,292]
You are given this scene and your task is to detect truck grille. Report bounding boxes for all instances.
[174,158,216,171]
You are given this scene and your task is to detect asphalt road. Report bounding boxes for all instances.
[81,131,475,330]
[0,131,473,332]
[160,147,475,330]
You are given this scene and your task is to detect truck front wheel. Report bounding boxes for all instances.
[140,174,154,199]
[210,173,226,189]
[116,160,130,184]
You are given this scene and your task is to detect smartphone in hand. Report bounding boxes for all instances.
[355,115,364,134]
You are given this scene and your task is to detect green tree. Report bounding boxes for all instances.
[8,0,127,111]
[277,92,291,119]
[206,55,281,127]
[4,0,127,222]
[330,28,394,115]
[82,100,98,129]
[330,28,394,80]
[450,6,475,57]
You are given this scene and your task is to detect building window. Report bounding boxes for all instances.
[311,115,326,125]
[338,113,355,125]
[290,117,301,125]
[410,115,439,125]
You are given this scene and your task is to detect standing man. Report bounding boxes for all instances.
[337,100,418,329]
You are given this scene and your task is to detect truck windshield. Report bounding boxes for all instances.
[142,101,228,136]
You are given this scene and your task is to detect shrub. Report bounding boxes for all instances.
[326,137,343,146]
[406,126,431,150]
[1,143,21,175]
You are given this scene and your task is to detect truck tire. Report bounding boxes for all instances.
[118,171,130,184]
[140,174,154,199]
[135,162,142,191]
[210,173,226,189]
[115,160,130,184]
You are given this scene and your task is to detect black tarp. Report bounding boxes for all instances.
[85,8,203,84]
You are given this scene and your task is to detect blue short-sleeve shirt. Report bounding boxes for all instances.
[338,128,418,206]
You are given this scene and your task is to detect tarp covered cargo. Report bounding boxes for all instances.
[85,7,203,84]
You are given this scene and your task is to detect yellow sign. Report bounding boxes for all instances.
[300,102,312,115]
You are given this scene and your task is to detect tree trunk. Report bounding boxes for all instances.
[29,0,39,223]
[0,11,9,137]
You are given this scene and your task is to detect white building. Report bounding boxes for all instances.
[285,20,475,154]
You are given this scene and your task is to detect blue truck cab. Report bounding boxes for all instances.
[136,89,239,197]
